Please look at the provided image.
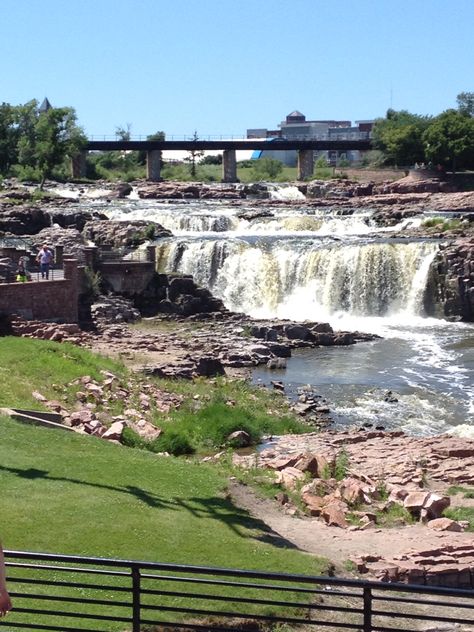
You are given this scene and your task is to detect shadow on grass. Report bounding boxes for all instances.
[1,464,298,549]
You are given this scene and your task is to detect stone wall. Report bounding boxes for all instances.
[0,260,79,323]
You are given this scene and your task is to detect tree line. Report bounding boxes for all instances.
[371,92,474,172]
[0,93,473,187]
[0,99,85,188]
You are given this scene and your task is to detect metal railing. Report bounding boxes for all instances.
[88,134,248,141]
[2,550,473,632]
[0,265,63,284]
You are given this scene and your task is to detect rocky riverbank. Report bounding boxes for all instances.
[1,176,473,587]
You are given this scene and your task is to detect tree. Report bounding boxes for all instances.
[184,131,205,177]
[372,109,431,166]
[423,109,474,172]
[0,102,19,174]
[137,130,165,165]
[115,123,132,141]
[251,157,283,181]
[457,92,474,117]
[34,107,86,188]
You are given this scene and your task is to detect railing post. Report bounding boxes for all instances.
[131,565,141,632]
[363,585,372,632]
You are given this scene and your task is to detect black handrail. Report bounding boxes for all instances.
[2,550,473,631]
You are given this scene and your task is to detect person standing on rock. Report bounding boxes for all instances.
[36,244,54,280]
[0,544,12,618]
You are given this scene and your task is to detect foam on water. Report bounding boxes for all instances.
[91,196,474,437]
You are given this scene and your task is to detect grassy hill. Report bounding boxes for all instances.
[0,336,328,629]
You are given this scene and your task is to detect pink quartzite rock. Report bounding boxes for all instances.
[427,518,463,532]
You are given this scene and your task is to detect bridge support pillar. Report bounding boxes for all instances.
[222,149,238,183]
[71,151,87,179]
[297,149,314,181]
[146,150,162,181]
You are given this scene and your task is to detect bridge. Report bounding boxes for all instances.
[74,138,372,182]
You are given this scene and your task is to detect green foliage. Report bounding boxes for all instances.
[372,109,431,166]
[82,266,103,299]
[444,506,474,531]
[447,485,474,499]
[376,503,415,527]
[422,217,462,231]
[315,156,329,168]
[457,91,474,117]
[0,416,327,600]
[121,426,146,449]
[334,450,349,481]
[201,154,222,165]
[343,559,358,573]
[26,106,85,188]
[0,336,126,409]
[184,130,205,177]
[251,157,284,181]
[148,430,195,456]
[423,109,474,172]
[161,162,194,181]
[86,150,146,181]
[237,159,256,169]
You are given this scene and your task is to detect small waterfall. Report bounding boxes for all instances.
[156,238,440,320]
[268,185,306,201]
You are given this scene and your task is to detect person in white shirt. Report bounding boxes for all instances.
[36,244,54,279]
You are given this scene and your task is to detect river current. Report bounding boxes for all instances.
[89,187,473,439]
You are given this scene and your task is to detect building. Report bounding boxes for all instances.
[247,111,373,166]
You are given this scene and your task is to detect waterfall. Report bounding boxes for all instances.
[156,238,439,320]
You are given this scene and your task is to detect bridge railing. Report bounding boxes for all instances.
[88,134,249,142]
[2,550,473,632]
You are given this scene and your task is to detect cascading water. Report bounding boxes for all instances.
[157,238,439,320]
[97,187,474,437]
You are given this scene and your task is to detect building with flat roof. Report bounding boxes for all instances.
[247,111,373,166]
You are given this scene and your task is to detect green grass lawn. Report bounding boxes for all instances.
[1,416,327,629]
[0,337,328,629]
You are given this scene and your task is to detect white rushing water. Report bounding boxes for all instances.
[101,192,474,437]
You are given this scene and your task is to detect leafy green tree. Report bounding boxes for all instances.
[201,153,222,165]
[184,131,205,177]
[115,123,132,141]
[34,107,86,188]
[457,92,474,117]
[251,156,283,180]
[372,109,431,166]
[315,155,329,168]
[423,109,474,172]
[0,103,20,174]
[15,100,40,171]
[137,130,165,165]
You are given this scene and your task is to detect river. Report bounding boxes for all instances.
[93,187,474,439]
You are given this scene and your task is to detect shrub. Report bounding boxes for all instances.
[149,430,195,456]
[121,426,146,449]
[334,450,350,480]
[422,217,462,231]
[251,157,284,181]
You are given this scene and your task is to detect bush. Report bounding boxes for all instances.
[149,430,195,456]
[251,157,284,181]
[121,426,146,449]
[422,217,462,231]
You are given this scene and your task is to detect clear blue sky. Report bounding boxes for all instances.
[2,0,473,138]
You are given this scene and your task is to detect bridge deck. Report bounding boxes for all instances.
[86,139,372,151]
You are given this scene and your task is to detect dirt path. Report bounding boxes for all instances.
[228,480,473,571]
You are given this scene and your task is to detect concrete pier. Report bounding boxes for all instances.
[222,149,238,183]
[297,149,314,181]
[71,152,87,178]
[146,150,162,181]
